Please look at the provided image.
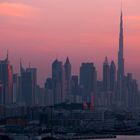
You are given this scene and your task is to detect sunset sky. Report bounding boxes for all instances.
[0,0,140,86]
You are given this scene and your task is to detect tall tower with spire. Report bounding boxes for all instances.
[118,9,124,82]
[64,57,71,100]
[0,52,13,104]
[103,56,110,92]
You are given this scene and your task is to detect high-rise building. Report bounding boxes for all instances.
[124,73,139,108]
[64,57,71,101]
[71,75,79,95]
[0,53,13,104]
[0,81,4,104]
[36,85,44,106]
[13,73,20,104]
[70,75,80,103]
[80,63,97,102]
[52,59,65,104]
[117,10,124,83]
[103,57,110,92]
[131,79,140,108]
[110,61,116,92]
[115,10,140,108]
[20,63,37,106]
[45,78,53,106]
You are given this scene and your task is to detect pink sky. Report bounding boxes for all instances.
[0,0,140,86]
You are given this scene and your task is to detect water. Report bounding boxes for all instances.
[95,135,140,140]
[11,135,140,140]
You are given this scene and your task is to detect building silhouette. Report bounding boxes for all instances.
[80,63,97,102]
[125,73,139,108]
[13,73,20,104]
[118,10,124,82]
[70,75,80,103]
[36,85,44,106]
[117,10,125,105]
[64,57,71,101]
[0,81,3,104]
[103,57,110,92]
[20,62,37,106]
[0,9,139,110]
[110,61,116,92]
[0,53,13,104]
[52,59,65,104]
[45,78,53,106]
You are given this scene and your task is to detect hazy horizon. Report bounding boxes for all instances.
[0,0,140,86]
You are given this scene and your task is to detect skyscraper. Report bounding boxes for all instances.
[110,61,116,92]
[116,9,125,105]
[52,59,65,104]
[0,53,13,104]
[13,73,20,104]
[20,63,37,106]
[118,10,124,82]
[0,81,3,104]
[64,57,71,101]
[70,75,79,103]
[103,57,110,92]
[71,75,79,96]
[80,63,97,102]
[45,78,53,106]
[124,73,139,108]
[36,85,44,106]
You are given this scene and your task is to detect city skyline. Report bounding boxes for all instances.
[0,0,140,86]
[1,1,140,138]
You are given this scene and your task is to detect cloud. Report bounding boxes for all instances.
[0,2,39,18]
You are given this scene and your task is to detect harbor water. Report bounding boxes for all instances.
[95,135,140,140]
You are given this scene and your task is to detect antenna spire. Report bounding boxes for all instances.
[20,58,25,73]
[6,49,9,61]
[121,0,123,15]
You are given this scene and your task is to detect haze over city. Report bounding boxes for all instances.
[0,0,140,86]
[1,1,140,139]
